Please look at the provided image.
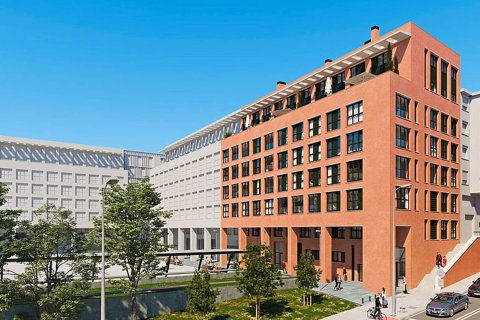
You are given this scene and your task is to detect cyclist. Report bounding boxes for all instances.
[374,294,381,318]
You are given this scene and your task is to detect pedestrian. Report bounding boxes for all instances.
[381,288,388,308]
[334,274,339,290]
[403,276,408,294]
[374,294,381,318]
[436,252,442,268]
[343,267,347,281]
[337,274,343,290]
[282,261,287,274]
[442,255,447,268]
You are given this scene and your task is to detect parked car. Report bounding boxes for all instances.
[468,277,480,297]
[425,292,469,317]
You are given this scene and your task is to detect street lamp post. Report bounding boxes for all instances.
[392,183,411,317]
[101,178,120,320]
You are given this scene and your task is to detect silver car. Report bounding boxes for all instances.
[426,292,469,317]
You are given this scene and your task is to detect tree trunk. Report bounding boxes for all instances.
[255,296,260,320]
[0,263,3,281]
[131,293,137,320]
[302,294,305,306]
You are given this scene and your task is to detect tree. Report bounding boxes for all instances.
[394,55,400,74]
[236,244,283,320]
[0,182,22,280]
[1,205,92,319]
[187,270,219,318]
[386,43,394,71]
[92,178,170,320]
[294,252,322,306]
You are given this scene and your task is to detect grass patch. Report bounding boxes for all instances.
[152,288,356,319]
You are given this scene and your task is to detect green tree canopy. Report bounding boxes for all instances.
[187,270,219,318]
[294,252,322,306]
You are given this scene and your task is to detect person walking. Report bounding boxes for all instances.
[381,287,388,308]
[334,273,339,290]
[282,261,287,274]
[374,294,381,318]
[342,267,347,281]
[337,274,343,290]
[442,255,447,268]
[403,276,408,294]
[436,252,442,268]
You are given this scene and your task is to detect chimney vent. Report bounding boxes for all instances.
[324,59,332,65]
[276,81,286,91]
[371,25,380,42]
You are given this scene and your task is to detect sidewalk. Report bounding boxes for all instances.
[323,272,480,320]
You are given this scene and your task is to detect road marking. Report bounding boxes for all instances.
[456,308,480,320]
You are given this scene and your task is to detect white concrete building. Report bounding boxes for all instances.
[0,136,161,229]
[460,89,480,241]
[150,116,240,253]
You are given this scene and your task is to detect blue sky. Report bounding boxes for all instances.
[1,0,479,152]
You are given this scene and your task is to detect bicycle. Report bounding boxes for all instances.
[367,307,387,319]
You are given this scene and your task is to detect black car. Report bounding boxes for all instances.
[468,277,480,297]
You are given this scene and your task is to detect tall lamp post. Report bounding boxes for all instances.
[392,183,411,317]
[101,178,119,320]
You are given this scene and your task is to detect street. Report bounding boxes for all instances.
[407,297,480,320]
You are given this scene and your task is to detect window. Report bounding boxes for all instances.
[308,194,321,213]
[441,220,448,240]
[441,114,448,133]
[223,149,229,163]
[430,191,438,211]
[441,193,448,212]
[350,62,365,77]
[351,227,363,239]
[265,199,274,215]
[327,137,341,158]
[265,155,273,172]
[327,109,341,131]
[430,164,438,184]
[251,111,261,126]
[242,142,249,157]
[265,177,274,194]
[278,197,288,214]
[332,72,345,93]
[292,195,304,214]
[451,169,457,187]
[430,220,438,240]
[293,171,304,190]
[430,137,438,157]
[223,186,229,200]
[253,180,261,195]
[430,109,438,130]
[232,146,239,160]
[309,116,321,137]
[232,203,239,217]
[262,106,272,122]
[430,54,438,93]
[309,142,321,162]
[242,182,249,197]
[396,125,410,149]
[327,191,340,211]
[16,183,28,194]
[451,118,457,137]
[441,61,448,98]
[253,138,261,154]
[32,171,43,181]
[347,131,363,153]
[253,200,261,216]
[309,168,321,187]
[232,184,239,198]
[278,128,288,146]
[451,221,457,239]
[16,170,28,180]
[441,140,448,160]
[61,186,72,196]
[223,204,229,218]
[326,165,341,185]
[396,156,410,179]
[274,228,284,237]
[315,80,326,100]
[347,189,363,210]
[278,151,288,169]
[242,202,249,216]
[451,194,457,213]
[223,168,229,181]
[371,52,387,75]
[287,95,296,109]
[232,165,239,179]
[46,172,57,182]
[396,94,410,119]
[451,143,458,162]
[451,67,457,102]
[293,147,303,166]
[347,160,363,182]
[253,159,261,174]
[332,251,346,262]
[278,174,288,192]
[241,162,249,177]
[347,101,363,125]
[441,167,448,186]
[298,227,311,238]
[299,87,311,106]
[274,100,284,110]
[265,133,274,150]
[293,122,304,142]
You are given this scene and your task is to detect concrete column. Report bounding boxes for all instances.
[287,227,298,274]
[167,228,174,248]
[220,228,228,266]
[178,228,185,251]
[205,228,212,251]
[191,228,198,260]
[320,226,332,283]
[261,227,271,247]
[238,227,248,263]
